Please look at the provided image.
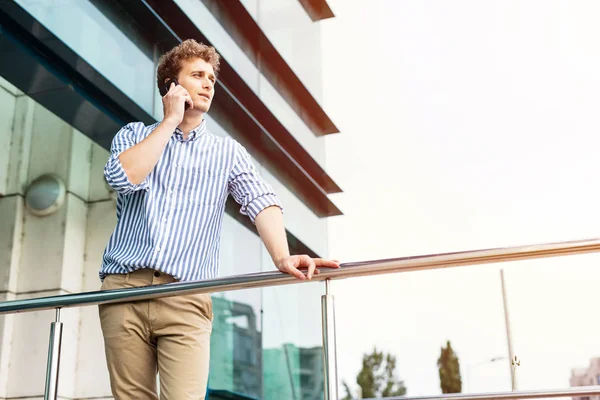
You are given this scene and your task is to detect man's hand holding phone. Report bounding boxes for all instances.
[161,79,193,125]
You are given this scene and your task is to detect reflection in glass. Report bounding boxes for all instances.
[14,0,155,113]
[209,290,324,399]
[210,295,262,398]
[264,343,323,400]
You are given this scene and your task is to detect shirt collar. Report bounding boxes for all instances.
[173,119,207,141]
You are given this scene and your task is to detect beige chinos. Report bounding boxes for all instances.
[99,269,213,399]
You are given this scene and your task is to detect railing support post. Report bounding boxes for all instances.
[44,308,63,400]
[321,279,339,400]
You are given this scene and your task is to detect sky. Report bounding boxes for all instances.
[320,1,600,397]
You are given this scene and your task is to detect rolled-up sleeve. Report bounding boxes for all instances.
[104,123,149,195]
[228,143,283,223]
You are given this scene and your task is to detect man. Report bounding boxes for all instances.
[99,39,339,399]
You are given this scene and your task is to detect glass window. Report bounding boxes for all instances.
[256,0,324,103]
[172,0,261,93]
[258,75,326,167]
[15,0,156,114]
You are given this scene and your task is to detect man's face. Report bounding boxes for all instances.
[176,57,216,114]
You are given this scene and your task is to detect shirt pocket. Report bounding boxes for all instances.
[179,166,228,206]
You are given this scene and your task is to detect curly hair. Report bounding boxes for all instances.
[156,39,221,90]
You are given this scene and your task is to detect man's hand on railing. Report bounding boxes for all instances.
[275,255,340,280]
[254,206,340,280]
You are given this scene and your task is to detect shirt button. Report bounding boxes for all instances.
[169,190,174,195]
[156,247,161,252]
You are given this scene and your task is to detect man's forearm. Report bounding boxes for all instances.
[254,206,289,264]
[119,119,179,184]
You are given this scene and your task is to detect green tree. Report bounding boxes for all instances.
[341,382,354,400]
[342,347,407,399]
[437,340,462,393]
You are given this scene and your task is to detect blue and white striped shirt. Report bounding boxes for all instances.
[100,120,282,282]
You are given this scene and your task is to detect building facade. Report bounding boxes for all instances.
[0,0,340,398]
[571,358,600,400]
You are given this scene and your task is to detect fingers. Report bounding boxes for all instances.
[278,256,310,281]
[164,85,193,110]
[290,255,316,279]
[279,256,340,280]
[184,93,194,110]
[305,256,316,280]
[313,258,341,268]
[283,263,306,280]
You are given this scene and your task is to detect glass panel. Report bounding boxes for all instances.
[211,213,263,396]
[211,290,263,397]
[15,0,155,114]
[262,248,324,400]
[210,283,325,400]
[335,257,600,397]
[209,212,325,399]
[335,265,509,398]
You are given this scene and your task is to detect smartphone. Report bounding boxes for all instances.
[160,77,190,110]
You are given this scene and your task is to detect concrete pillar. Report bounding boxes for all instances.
[0,197,22,399]
[0,79,31,400]
[0,76,114,399]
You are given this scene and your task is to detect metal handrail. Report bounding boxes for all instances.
[1,237,600,315]
[369,385,600,400]
[4,237,600,400]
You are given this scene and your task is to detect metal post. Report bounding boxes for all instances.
[500,269,517,390]
[44,308,63,400]
[321,279,339,400]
